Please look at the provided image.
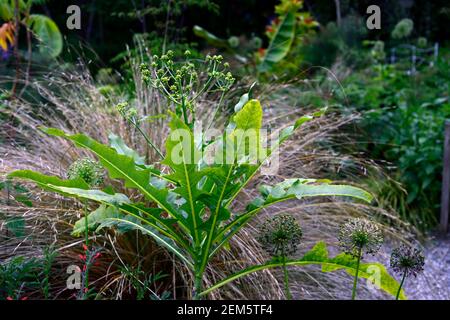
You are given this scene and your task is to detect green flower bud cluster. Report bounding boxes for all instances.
[139,51,235,124]
[205,54,235,92]
[116,102,138,122]
[67,158,105,188]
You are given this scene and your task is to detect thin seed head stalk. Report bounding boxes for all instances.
[390,244,425,300]
[338,218,383,300]
[115,102,164,159]
[257,214,303,300]
[67,157,104,299]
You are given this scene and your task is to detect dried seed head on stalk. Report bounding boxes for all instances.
[338,218,383,258]
[258,214,303,258]
[390,244,425,278]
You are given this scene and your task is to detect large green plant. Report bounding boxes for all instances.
[8,51,405,299]
[8,100,406,299]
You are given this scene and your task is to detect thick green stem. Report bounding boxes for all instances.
[193,272,203,300]
[181,98,189,126]
[282,255,292,300]
[396,271,407,300]
[351,247,362,300]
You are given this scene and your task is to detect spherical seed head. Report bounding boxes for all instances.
[390,244,425,278]
[417,37,427,48]
[67,158,105,187]
[391,18,413,39]
[338,218,383,258]
[257,214,303,258]
[250,36,263,49]
[228,36,240,48]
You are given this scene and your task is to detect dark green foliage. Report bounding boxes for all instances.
[0,180,33,207]
[0,180,33,238]
[300,22,343,68]
[0,250,57,300]
[0,257,39,300]
[339,52,450,229]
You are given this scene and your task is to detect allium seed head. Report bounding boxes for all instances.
[390,244,425,278]
[227,36,240,48]
[391,18,414,39]
[338,218,383,258]
[67,158,105,187]
[257,214,303,258]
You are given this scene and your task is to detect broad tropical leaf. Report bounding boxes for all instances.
[210,179,373,259]
[251,178,373,208]
[8,170,89,192]
[7,169,193,267]
[162,112,210,243]
[72,204,124,235]
[39,127,188,225]
[258,11,296,73]
[28,14,62,58]
[0,1,14,21]
[109,133,146,165]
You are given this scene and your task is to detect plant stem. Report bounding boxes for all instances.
[131,119,164,159]
[181,97,189,126]
[282,255,292,300]
[11,0,21,98]
[351,247,362,300]
[205,91,225,132]
[193,272,203,300]
[396,271,407,300]
[19,8,32,98]
[83,200,89,299]
[162,0,171,54]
